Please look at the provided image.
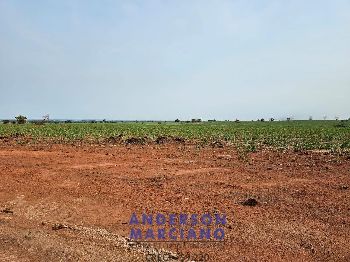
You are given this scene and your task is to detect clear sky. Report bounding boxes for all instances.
[0,0,349,120]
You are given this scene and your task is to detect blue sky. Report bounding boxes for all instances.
[0,0,349,120]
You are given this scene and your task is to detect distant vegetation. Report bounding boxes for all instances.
[0,120,349,152]
[15,115,27,124]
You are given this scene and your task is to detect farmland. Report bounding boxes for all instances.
[0,120,349,152]
[1,120,350,261]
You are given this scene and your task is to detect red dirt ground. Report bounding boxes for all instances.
[0,141,350,261]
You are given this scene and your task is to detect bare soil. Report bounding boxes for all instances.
[0,140,349,261]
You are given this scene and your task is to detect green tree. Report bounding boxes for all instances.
[15,115,27,124]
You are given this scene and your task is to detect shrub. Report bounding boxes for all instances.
[15,115,27,124]
[33,120,45,125]
[335,120,347,128]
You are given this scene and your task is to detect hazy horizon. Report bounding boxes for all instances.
[1,0,349,120]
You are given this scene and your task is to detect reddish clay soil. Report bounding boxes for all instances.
[0,141,350,262]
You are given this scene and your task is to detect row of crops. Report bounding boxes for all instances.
[0,121,349,152]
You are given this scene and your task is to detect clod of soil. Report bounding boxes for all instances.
[52,223,70,230]
[155,136,185,144]
[173,137,185,143]
[1,207,13,214]
[217,154,232,160]
[106,134,123,144]
[124,137,147,145]
[241,198,258,206]
[211,141,224,148]
[155,136,168,144]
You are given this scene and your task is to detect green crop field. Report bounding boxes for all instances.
[0,121,349,152]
